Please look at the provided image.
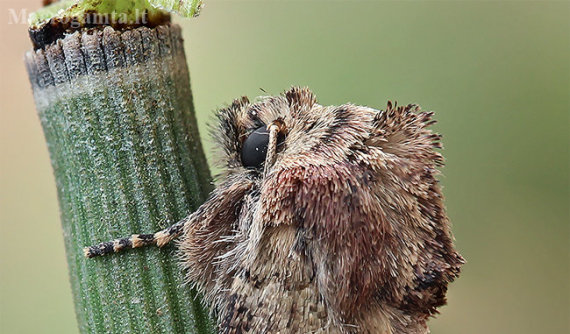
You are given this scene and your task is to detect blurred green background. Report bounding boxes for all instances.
[1,1,568,333]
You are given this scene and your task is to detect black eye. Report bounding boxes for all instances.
[241,125,270,169]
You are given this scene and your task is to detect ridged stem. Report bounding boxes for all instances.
[25,24,215,334]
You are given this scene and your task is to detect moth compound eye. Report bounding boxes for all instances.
[241,125,270,169]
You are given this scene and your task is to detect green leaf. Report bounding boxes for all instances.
[29,0,203,29]
[148,0,204,18]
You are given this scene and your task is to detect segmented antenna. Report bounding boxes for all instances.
[83,217,189,258]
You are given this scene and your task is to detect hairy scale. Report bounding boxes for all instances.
[86,87,463,334]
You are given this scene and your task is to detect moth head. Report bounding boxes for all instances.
[213,86,378,180]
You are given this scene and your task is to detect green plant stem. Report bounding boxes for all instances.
[25,24,215,334]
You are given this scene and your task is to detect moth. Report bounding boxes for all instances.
[85,87,463,334]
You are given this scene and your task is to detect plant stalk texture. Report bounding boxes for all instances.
[25,24,215,334]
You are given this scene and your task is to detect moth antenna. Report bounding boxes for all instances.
[83,216,190,258]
